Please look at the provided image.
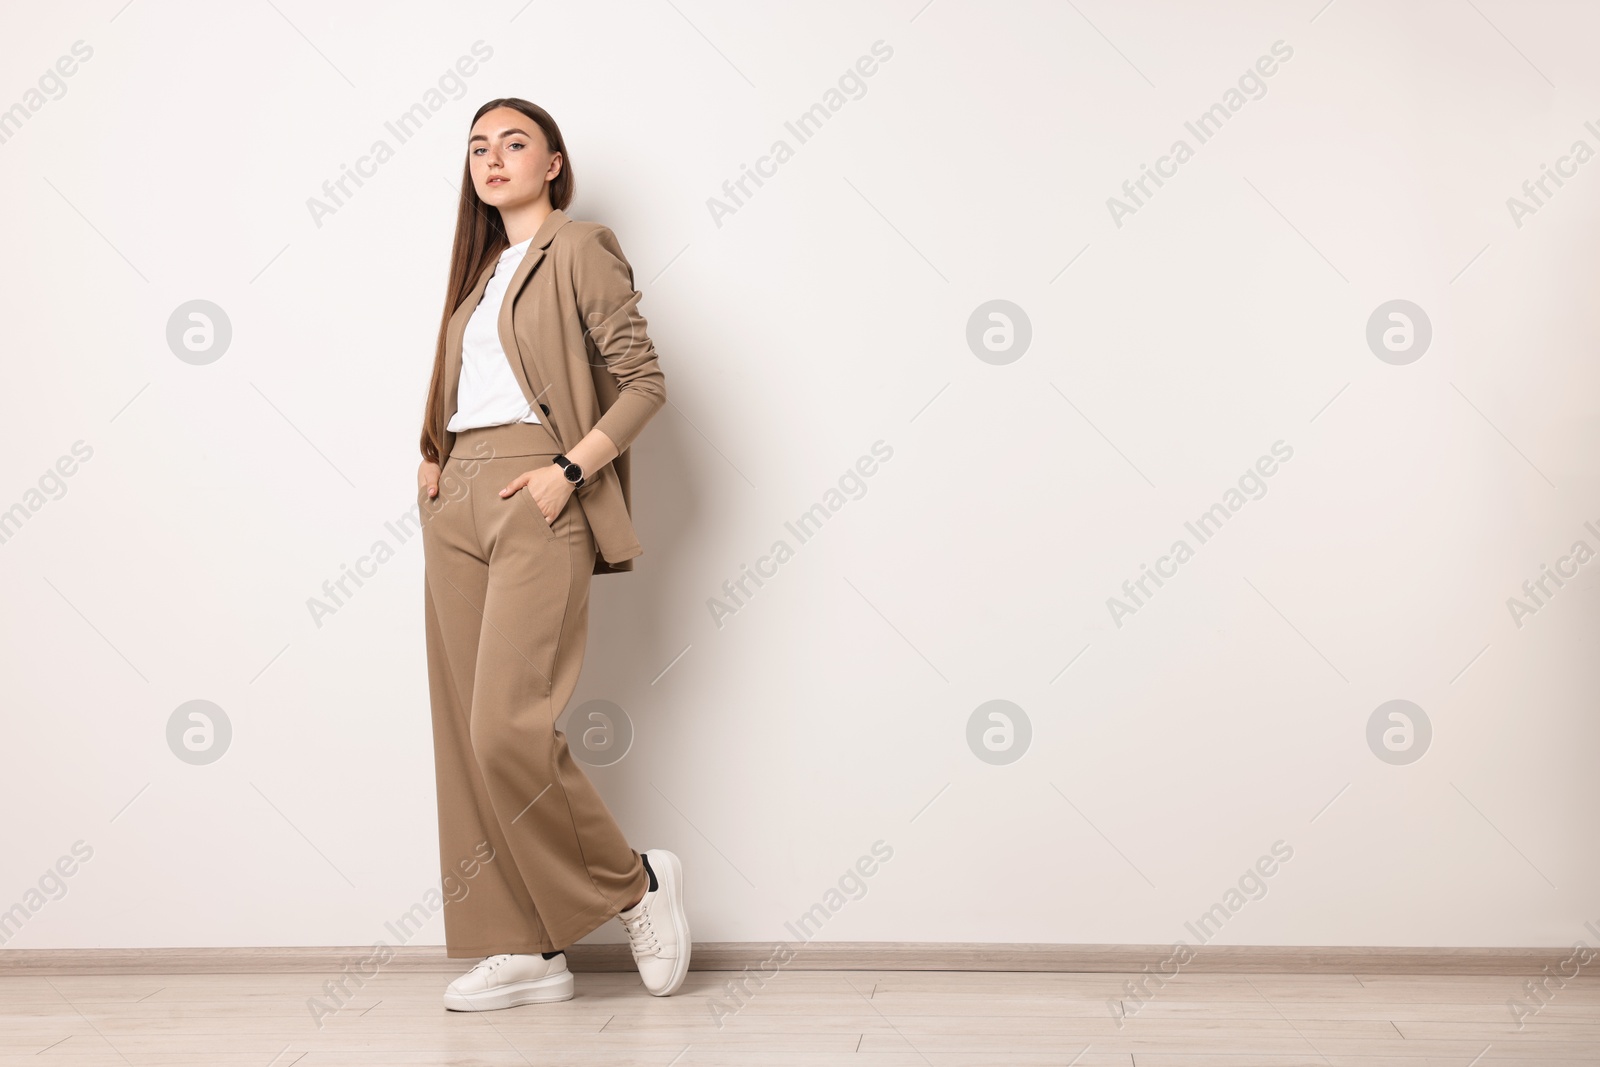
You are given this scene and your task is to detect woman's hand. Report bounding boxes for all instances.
[501,462,574,525]
[418,458,441,499]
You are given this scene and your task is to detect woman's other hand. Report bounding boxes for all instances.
[418,459,441,499]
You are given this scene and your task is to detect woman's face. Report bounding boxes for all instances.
[468,107,560,209]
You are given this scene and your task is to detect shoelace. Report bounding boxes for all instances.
[620,902,661,957]
[468,953,513,976]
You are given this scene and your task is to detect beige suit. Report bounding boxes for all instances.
[434,207,667,574]
[419,211,666,956]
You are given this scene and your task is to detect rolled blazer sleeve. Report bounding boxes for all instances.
[573,225,667,455]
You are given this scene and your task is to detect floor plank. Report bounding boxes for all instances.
[0,969,1595,1065]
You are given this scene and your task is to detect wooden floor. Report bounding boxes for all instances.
[3,967,1598,1065]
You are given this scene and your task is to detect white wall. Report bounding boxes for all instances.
[1,0,1596,955]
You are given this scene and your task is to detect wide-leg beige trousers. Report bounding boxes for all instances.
[419,419,649,957]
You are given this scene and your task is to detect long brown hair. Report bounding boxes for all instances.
[419,98,574,465]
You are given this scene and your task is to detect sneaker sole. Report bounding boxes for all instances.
[645,849,692,996]
[442,969,574,1011]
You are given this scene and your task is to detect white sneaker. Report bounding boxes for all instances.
[617,849,691,996]
[442,952,573,1011]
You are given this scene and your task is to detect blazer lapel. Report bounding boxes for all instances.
[440,208,572,455]
[495,208,572,445]
[494,243,549,429]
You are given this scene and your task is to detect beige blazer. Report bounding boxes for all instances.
[436,209,667,574]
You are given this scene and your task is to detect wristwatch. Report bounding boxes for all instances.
[552,454,586,489]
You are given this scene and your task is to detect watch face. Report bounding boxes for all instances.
[565,465,583,483]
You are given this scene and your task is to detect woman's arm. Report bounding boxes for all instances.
[499,224,665,520]
[562,425,619,484]
[572,224,668,460]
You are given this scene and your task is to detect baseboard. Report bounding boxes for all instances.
[0,942,1583,976]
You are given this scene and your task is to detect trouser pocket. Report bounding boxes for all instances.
[517,485,559,541]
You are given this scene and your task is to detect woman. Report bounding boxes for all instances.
[415,98,689,1011]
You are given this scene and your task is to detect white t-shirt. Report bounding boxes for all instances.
[446,237,543,432]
